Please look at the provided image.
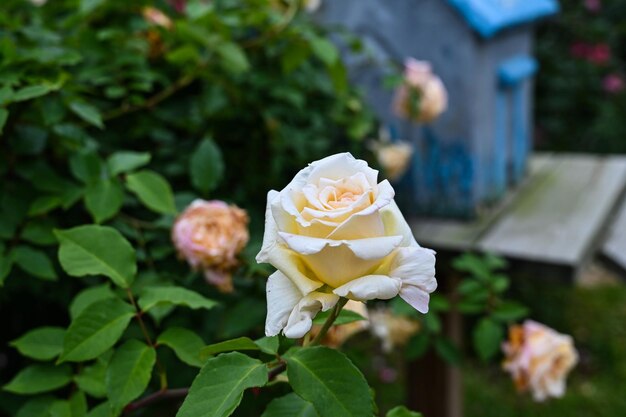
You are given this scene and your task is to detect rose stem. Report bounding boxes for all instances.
[308,297,349,347]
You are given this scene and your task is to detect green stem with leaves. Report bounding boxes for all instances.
[308,297,349,346]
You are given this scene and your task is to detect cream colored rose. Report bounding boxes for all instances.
[172,200,249,293]
[256,153,436,338]
[375,142,413,182]
[393,58,447,123]
[502,320,578,402]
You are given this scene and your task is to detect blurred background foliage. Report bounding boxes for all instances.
[536,0,626,153]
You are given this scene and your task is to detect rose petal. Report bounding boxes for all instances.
[283,292,339,338]
[307,153,378,187]
[392,247,437,292]
[278,232,403,259]
[333,275,402,301]
[399,285,431,314]
[380,200,418,247]
[265,271,304,337]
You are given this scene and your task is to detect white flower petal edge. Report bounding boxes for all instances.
[332,246,436,313]
[265,270,338,338]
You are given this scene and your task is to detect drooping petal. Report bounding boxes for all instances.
[390,246,437,313]
[333,275,402,301]
[399,285,431,314]
[265,271,304,337]
[283,292,339,338]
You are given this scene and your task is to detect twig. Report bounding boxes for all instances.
[123,388,189,414]
[268,361,287,380]
[308,297,348,346]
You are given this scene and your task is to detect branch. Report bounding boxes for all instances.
[123,388,189,414]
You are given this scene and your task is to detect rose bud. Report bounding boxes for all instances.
[502,320,578,402]
[374,141,413,182]
[257,153,437,338]
[172,200,249,293]
[393,58,447,123]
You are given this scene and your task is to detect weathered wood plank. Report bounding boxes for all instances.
[603,195,626,271]
[479,155,626,265]
[410,153,553,250]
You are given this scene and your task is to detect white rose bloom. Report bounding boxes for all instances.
[257,153,437,338]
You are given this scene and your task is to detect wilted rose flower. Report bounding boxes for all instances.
[309,300,370,347]
[370,308,420,352]
[374,141,413,182]
[142,7,173,29]
[502,320,578,402]
[393,58,447,123]
[172,200,249,293]
[257,153,437,338]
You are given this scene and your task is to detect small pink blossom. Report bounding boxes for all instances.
[588,44,611,65]
[603,73,624,93]
[584,0,601,12]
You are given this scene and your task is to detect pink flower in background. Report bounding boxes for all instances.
[588,44,611,65]
[502,320,578,402]
[584,0,601,12]
[603,73,624,93]
[569,42,590,59]
[142,7,173,29]
[393,58,448,123]
[169,0,186,14]
[172,200,249,293]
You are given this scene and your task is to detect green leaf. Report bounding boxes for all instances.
[107,152,151,176]
[70,391,88,417]
[473,318,504,362]
[189,138,223,194]
[176,352,268,417]
[13,245,57,280]
[13,85,53,102]
[3,364,72,394]
[217,43,250,74]
[492,301,529,322]
[0,250,14,286]
[69,101,103,129]
[70,285,117,319]
[55,225,136,288]
[59,298,135,363]
[106,340,156,413]
[285,347,373,417]
[16,396,56,417]
[200,337,259,360]
[386,406,423,417]
[262,393,319,417]
[22,219,56,245]
[434,338,462,365]
[138,286,217,312]
[255,336,279,355]
[0,108,8,134]
[74,353,112,398]
[28,196,62,216]
[85,178,124,223]
[49,400,71,417]
[125,170,176,215]
[310,37,338,66]
[69,152,104,184]
[157,327,205,368]
[10,327,65,360]
[85,402,113,417]
[312,309,366,326]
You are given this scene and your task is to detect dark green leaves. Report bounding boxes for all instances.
[107,152,151,176]
[55,225,136,288]
[190,138,223,194]
[310,38,338,67]
[13,245,57,280]
[492,301,529,322]
[386,406,423,417]
[217,43,250,74]
[285,347,373,417]
[262,393,318,417]
[473,318,504,362]
[3,364,72,394]
[106,340,156,413]
[10,327,65,360]
[59,298,135,363]
[84,179,124,223]
[157,327,205,368]
[13,85,54,102]
[176,352,268,417]
[138,286,217,312]
[126,170,176,215]
[69,101,103,129]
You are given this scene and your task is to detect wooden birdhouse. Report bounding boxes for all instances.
[320,0,559,218]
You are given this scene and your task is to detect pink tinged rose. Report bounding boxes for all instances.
[502,320,578,402]
[172,199,249,293]
[257,153,437,338]
[603,73,624,93]
[393,58,448,123]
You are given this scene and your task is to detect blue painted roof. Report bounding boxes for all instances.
[498,55,538,86]
[447,0,559,38]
